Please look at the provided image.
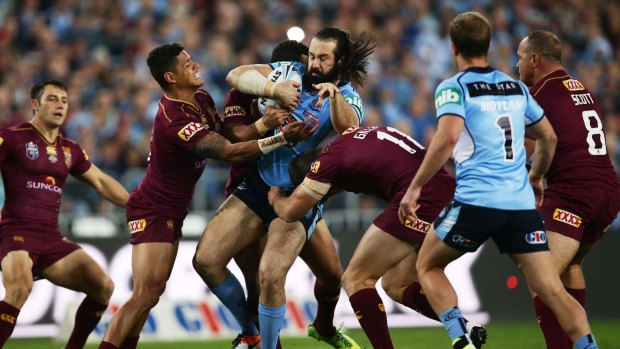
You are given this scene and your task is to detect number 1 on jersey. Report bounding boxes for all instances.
[495,115,514,161]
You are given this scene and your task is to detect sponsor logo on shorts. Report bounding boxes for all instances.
[12,235,24,243]
[166,220,174,230]
[310,160,320,174]
[404,217,431,233]
[0,313,16,324]
[26,141,39,160]
[452,234,476,248]
[223,106,246,119]
[178,122,205,141]
[128,219,147,234]
[435,87,462,109]
[525,230,547,244]
[553,208,582,228]
[562,79,585,91]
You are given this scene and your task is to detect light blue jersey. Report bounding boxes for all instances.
[257,62,364,189]
[435,66,544,210]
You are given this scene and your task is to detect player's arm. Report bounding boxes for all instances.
[399,114,463,223]
[193,121,317,163]
[524,137,536,160]
[225,105,291,142]
[227,64,300,110]
[525,116,557,206]
[76,164,130,207]
[313,83,360,134]
[268,186,319,223]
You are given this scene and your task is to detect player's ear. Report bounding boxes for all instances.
[164,71,176,84]
[531,52,539,68]
[450,42,458,56]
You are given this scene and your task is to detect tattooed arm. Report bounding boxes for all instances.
[192,131,262,164]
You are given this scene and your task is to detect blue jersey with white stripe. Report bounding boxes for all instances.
[258,62,364,189]
[434,66,544,209]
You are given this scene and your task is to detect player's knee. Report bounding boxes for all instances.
[99,275,115,302]
[315,268,342,290]
[132,286,165,309]
[380,279,400,301]
[341,269,371,295]
[259,268,284,293]
[192,250,213,275]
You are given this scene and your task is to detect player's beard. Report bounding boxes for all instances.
[307,64,340,85]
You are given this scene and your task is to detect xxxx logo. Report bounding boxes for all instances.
[128,219,147,234]
[224,106,246,118]
[562,79,585,91]
[553,208,582,228]
[177,122,205,141]
[404,218,431,233]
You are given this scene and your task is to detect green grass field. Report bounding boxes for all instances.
[6,320,619,348]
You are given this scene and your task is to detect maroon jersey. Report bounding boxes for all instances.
[306,126,453,200]
[222,89,256,198]
[131,89,220,218]
[529,70,619,186]
[0,123,91,231]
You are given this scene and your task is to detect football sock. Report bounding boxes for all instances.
[566,287,586,306]
[65,296,108,349]
[246,298,260,328]
[439,307,467,342]
[119,335,140,349]
[258,303,286,349]
[311,280,340,337]
[349,288,394,349]
[534,294,572,349]
[99,341,119,349]
[0,301,19,347]
[575,334,598,349]
[248,298,282,349]
[211,273,259,336]
[402,281,439,321]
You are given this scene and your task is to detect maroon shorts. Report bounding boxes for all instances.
[539,184,620,243]
[374,177,455,243]
[0,228,81,279]
[126,195,184,244]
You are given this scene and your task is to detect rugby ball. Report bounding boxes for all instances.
[258,64,303,115]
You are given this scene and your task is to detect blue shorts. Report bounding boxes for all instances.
[233,169,321,240]
[433,200,549,254]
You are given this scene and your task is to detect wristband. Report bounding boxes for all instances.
[237,70,269,96]
[258,133,288,154]
[255,118,269,135]
[268,81,279,98]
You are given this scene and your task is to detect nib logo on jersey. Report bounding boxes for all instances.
[26,176,62,193]
[435,88,462,109]
[525,230,547,245]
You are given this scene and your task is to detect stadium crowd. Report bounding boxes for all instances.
[0,0,618,219]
